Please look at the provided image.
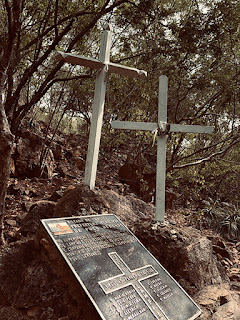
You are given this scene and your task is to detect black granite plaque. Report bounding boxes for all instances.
[41,215,201,320]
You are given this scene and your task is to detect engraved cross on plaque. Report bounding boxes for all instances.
[99,252,168,320]
[111,75,214,221]
[56,24,147,190]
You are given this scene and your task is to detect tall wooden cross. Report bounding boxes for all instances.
[111,75,214,221]
[56,24,147,189]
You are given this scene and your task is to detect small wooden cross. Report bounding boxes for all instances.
[56,24,147,189]
[111,75,214,221]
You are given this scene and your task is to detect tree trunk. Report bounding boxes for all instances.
[0,101,14,245]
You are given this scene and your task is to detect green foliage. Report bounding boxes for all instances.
[201,206,240,241]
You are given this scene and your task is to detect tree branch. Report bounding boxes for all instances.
[168,134,238,170]
[171,137,240,170]
[22,9,93,52]
[8,19,74,120]
[10,0,130,131]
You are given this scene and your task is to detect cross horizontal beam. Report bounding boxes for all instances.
[56,51,147,79]
[56,51,104,69]
[111,120,214,134]
[107,62,147,79]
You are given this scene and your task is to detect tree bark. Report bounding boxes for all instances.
[0,0,22,244]
[0,102,14,244]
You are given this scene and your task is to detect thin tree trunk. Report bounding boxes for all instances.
[0,102,14,245]
[0,0,22,244]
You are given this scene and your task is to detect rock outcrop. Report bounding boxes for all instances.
[13,129,55,178]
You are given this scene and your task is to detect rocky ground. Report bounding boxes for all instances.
[1,123,240,319]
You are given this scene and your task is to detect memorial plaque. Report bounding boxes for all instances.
[41,215,201,320]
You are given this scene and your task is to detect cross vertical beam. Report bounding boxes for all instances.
[156,76,168,221]
[84,26,111,189]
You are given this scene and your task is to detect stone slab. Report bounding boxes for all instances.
[41,214,201,320]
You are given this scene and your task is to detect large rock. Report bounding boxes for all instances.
[20,200,56,237]
[13,129,55,178]
[118,162,155,202]
[132,223,225,295]
[0,239,99,320]
[195,283,240,320]
[54,185,110,217]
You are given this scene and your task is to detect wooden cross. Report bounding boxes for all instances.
[99,252,167,319]
[56,24,147,189]
[111,75,214,221]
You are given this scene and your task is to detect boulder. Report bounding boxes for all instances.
[212,298,240,320]
[118,162,155,202]
[195,283,240,320]
[20,200,56,237]
[72,146,85,171]
[132,223,225,294]
[118,163,178,207]
[48,189,65,202]
[54,185,110,217]
[0,239,99,320]
[72,156,85,171]
[13,129,55,178]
